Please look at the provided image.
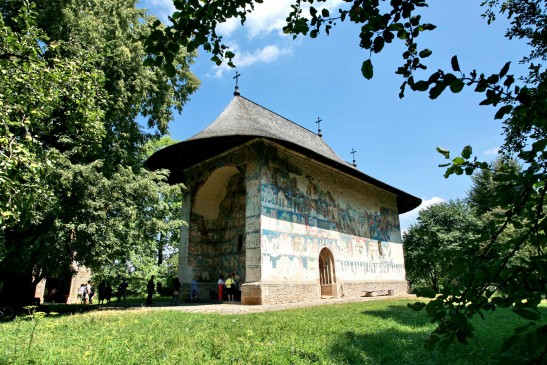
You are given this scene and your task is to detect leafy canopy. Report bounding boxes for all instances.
[403,200,482,293]
[0,0,198,306]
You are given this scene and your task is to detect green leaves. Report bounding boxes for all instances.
[373,36,385,53]
[451,55,460,72]
[436,147,450,159]
[494,105,513,119]
[361,59,373,79]
[449,79,465,93]
[419,48,432,58]
[461,145,472,159]
[163,63,176,77]
[1,0,198,305]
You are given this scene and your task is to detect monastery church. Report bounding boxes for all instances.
[146,89,421,305]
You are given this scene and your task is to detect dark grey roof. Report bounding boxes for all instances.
[145,95,421,214]
[187,96,348,166]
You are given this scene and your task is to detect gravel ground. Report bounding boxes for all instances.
[98,294,417,315]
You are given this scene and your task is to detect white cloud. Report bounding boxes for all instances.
[245,0,294,38]
[139,0,175,23]
[238,45,291,66]
[399,196,446,233]
[216,18,241,37]
[484,147,499,156]
[217,0,346,38]
[208,44,292,78]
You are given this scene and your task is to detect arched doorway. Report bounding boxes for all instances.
[319,248,336,298]
[189,165,246,284]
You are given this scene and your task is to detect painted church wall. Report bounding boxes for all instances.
[180,146,262,284]
[259,148,405,283]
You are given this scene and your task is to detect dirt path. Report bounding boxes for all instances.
[99,294,417,315]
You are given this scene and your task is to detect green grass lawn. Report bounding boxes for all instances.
[0,298,540,364]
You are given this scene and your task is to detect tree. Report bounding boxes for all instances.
[147,0,547,361]
[92,136,184,294]
[467,156,522,217]
[403,200,482,292]
[0,0,198,308]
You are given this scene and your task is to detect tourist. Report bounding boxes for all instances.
[49,287,58,303]
[191,276,199,302]
[225,273,236,302]
[106,283,113,303]
[87,281,94,304]
[98,280,106,305]
[77,284,85,304]
[217,274,225,302]
[171,277,181,305]
[146,275,155,305]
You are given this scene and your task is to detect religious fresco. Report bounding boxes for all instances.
[260,165,400,241]
[188,171,246,281]
[259,163,405,282]
[261,221,405,281]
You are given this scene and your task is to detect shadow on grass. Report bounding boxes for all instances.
[36,296,225,317]
[325,304,524,364]
[361,304,431,328]
[327,327,447,365]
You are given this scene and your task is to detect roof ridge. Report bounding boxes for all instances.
[238,95,320,137]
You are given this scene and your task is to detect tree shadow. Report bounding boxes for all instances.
[361,304,431,328]
[327,327,458,365]
[327,325,502,365]
[323,304,510,364]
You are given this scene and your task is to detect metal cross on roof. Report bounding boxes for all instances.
[316,117,323,137]
[351,149,357,167]
[233,71,241,86]
[233,71,241,96]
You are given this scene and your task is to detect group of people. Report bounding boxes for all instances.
[217,272,239,302]
[168,276,199,305]
[75,274,238,306]
[76,279,129,305]
[77,281,96,304]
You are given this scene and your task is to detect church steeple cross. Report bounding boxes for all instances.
[316,117,323,137]
[351,149,357,167]
[233,71,241,87]
[233,71,241,96]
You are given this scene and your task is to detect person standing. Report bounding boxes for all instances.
[98,280,106,305]
[86,281,93,304]
[217,274,225,302]
[146,275,155,305]
[191,276,199,302]
[105,283,113,303]
[77,284,86,304]
[225,274,235,302]
[171,277,181,305]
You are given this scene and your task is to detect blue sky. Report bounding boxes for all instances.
[140,0,530,231]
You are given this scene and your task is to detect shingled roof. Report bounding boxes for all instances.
[145,95,421,214]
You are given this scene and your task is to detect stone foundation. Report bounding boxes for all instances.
[242,282,319,305]
[340,280,408,298]
[240,279,408,305]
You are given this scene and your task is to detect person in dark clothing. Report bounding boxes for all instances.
[98,280,106,305]
[105,283,113,303]
[171,277,181,305]
[146,275,155,305]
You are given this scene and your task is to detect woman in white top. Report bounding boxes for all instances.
[217,275,225,302]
